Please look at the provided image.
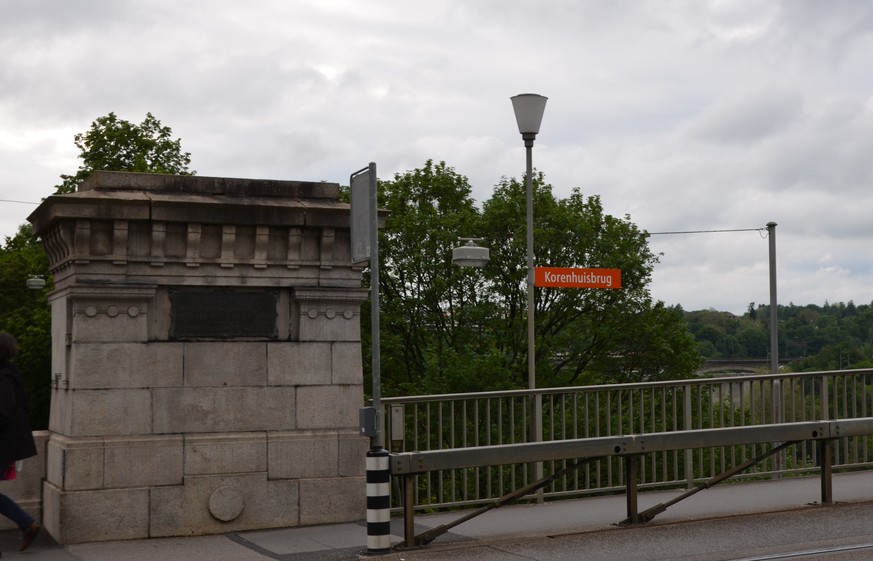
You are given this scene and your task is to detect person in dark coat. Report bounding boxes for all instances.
[0,332,41,552]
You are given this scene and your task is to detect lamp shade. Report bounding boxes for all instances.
[511,94,548,135]
[452,240,490,268]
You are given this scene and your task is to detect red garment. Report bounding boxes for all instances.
[0,462,15,481]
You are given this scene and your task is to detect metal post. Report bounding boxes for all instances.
[768,222,782,475]
[684,385,693,489]
[625,455,639,524]
[820,439,833,504]
[768,222,779,379]
[353,162,391,554]
[512,92,547,499]
[403,475,416,548]
[369,162,383,451]
[524,135,543,497]
[821,374,830,420]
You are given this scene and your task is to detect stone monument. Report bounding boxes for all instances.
[28,171,370,543]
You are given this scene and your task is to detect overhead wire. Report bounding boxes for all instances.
[649,227,769,238]
[0,199,40,205]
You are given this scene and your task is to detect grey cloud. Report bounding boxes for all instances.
[685,88,804,144]
[3,1,873,314]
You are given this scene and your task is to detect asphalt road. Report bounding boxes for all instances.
[384,501,873,561]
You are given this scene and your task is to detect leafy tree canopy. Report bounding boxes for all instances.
[3,112,194,428]
[55,112,193,194]
[364,160,703,396]
[686,301,873,372]
[0,224,52,428]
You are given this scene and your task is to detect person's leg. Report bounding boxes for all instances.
[0,493,40,551]
[0,464,40,552]
[0,493,34,531]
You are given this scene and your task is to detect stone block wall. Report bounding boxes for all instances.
[29,172,374,543]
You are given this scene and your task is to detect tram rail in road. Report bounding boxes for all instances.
[727,542,873,560]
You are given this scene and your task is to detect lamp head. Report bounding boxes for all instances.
[26,276,45,290]
[452,239,489,268]
[511,94,548,136]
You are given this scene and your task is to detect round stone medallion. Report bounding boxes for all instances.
[208,486,245,522]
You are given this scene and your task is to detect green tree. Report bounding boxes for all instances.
[0,224,52,428]
[0,112,195,428]
[368,163,702,395]
[55,112,193,193]
[479,175,700,386]
[737,325,768,357]
[689,301,873,372]
[370,160,495,394]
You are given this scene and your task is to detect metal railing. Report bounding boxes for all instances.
[381,369,873,511]
[391,419,873,547]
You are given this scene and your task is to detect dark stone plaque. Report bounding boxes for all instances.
[170,290,278,339]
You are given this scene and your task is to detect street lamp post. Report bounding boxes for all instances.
[511,93,547,488]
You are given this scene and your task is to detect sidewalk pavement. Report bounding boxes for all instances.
[3,471,873,560]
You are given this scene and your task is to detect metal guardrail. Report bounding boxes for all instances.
[382,369,873,511]
[390,418,873,547]
[390,421,830,475]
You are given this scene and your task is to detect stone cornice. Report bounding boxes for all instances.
[27,172,378,284]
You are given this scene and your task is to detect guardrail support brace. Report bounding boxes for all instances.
[400,456,602,548]
[622,440,797,525]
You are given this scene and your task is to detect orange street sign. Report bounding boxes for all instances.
[535,267,622,289]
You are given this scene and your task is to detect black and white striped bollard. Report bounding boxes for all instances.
[366,447,391,553]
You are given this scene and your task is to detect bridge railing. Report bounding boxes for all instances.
[381,368,873,511]
[390,418,873,547]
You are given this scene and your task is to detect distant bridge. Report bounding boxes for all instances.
[697,358,794,374]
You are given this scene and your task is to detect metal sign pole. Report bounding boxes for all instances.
[351,162,390,553]
[350,162,383,447]
[367,162,383,451]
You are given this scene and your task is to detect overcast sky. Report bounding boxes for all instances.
[2,1,872,314]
